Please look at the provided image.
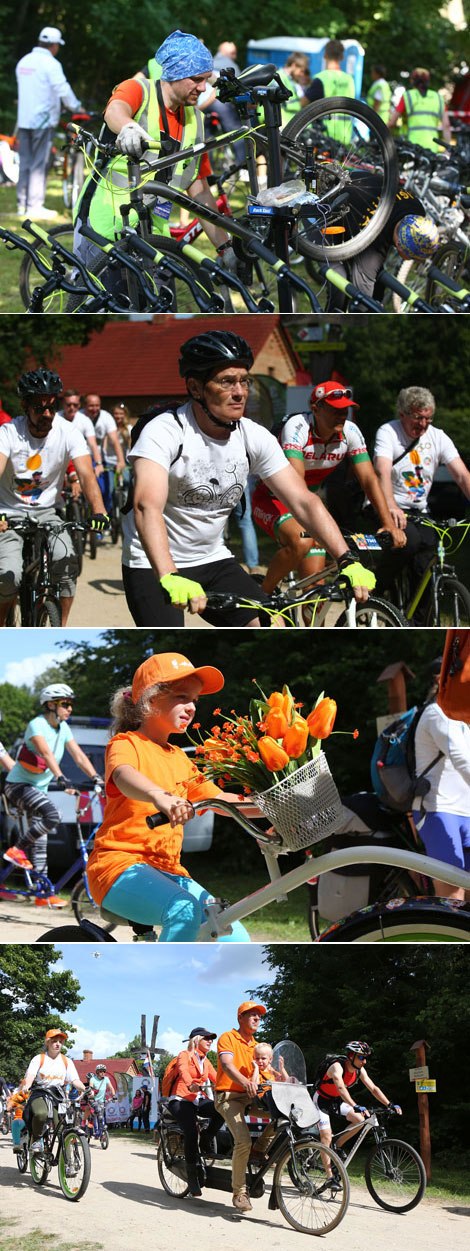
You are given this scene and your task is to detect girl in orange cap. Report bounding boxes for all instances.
[87,652,253,942]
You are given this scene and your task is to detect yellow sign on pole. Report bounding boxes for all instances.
[415,1080,436,1093]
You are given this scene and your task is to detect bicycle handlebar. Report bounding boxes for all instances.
[146,799,282,846]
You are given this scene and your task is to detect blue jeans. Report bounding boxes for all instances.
[233,476,259,568]
[102,863,250,942]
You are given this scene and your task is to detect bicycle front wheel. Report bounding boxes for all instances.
[365,1138,426,1212]
[33,597,62,627]
[318,898,470,942]
[335,596,408,628]
[156,1141,189,1197]
[71,878,117,933]
[281,98,398,260]
[58,1129,91,1200]
[431,577,470,627]
[274,1140,349,1235]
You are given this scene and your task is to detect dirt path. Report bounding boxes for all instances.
[0,896,134,943]
[0,1136,467,1251]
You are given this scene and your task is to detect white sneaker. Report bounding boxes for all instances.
[27,207,58,221]
[30,1139,44,1155]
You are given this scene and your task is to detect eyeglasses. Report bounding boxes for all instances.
[212,377,253,392]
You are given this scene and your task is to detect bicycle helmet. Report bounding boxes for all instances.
[345,1041,372,1058]
[178,331,254,380]
[17,369,63,400]
[40,683,75,705]
[394,215,439,260]
[95,1064,107,1073]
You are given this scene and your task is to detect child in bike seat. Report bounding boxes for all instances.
[86,651,261,943]
[250,1044,291,1157]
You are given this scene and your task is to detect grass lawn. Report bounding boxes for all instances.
[0,169,322,313]
[0,1220,103,1251]
[184,850,311,942]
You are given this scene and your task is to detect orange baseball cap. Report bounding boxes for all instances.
[237,1001,266,1018]
[45,1028,68,1042]
[131,652,224,704]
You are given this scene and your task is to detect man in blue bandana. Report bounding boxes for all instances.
[74,30,235,277]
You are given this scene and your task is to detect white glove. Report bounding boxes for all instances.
[115,121,153,159]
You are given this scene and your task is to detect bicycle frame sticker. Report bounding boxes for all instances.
[152,199,172,220]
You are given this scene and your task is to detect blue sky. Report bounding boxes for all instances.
[0,629,105,687]
[54,945,277,1061]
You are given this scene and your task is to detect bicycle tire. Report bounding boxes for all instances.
[57,1129,91,1200]
[307,868,419,941]
[391,257,429,314]
[425,238,470,311]
[365,1137,426,1212]
[0,1113,10,1135]
[334,596,409,628]
[18,224,76,312]
[274,1139,349,1235]
[156,1140,189,1197]
[65,246,177,314]
[16,1147,28,1173]
[100,1129,109,1150]
[36,923,117,942]
[430,577,470,627]
[71,877,117,933]
[33,597,62,627]
[281,97,398,260]
[318,897,470,942]
[29,1148,50,1185]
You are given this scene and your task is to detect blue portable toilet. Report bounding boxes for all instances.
[245,36,365,98]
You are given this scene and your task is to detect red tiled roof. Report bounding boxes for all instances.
[51,316,294,400]
[73,1057,140,1087]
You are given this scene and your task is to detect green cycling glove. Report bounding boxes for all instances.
[160,572,206,606]
[338,560,376,591]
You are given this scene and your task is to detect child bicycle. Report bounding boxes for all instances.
[155,1039,349,1235]
[15,1087,91,1201]
[330,1106,426,1213]
[36,795,470,944]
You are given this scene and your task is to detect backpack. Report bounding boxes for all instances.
[313,1054,348,1092]
[437,630,470,721]
[370,705,443,813]
[161,1056,179,1098]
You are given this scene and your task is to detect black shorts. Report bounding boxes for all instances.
[122,557,269,627]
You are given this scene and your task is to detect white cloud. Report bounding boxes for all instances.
[158,1027,185,1053]
[4,649,73,688]
[68,1024,128,1059]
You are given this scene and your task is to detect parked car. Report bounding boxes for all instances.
[0,716,214,873]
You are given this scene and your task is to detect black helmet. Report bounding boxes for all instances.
[345,1041,372,1058]
[17,369,63,400]
[179,331,254,380]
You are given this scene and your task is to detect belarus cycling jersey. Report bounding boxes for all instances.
[280,412,370,488]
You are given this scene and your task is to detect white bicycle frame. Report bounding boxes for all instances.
[191,800,470,940]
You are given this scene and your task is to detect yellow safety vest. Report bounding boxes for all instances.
[403,88,444,149]
[314,69,355,143]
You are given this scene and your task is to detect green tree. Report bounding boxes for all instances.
[0,682,35,753]
[0,316,107,414]
[0,945,83,1083]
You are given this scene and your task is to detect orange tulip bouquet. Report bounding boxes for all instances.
[190,684,347,851]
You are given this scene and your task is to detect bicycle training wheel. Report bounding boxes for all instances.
[19,224,76,312]
[281,97,398,261]
[57,1130,91,1200]
[16,1147,28,1173]
[425,239,470,311]
[29,1147,50,1185]
[334,596,408,628]
[71,878,117,933]
[365,1138,426,1212]
[33,597,62,627]
[430,577,470,627]
[156,1141,189,1197]
[318,898,470,942]
[274,1139,349,1235]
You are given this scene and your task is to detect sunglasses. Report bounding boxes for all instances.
[316,388,353,401]
[30,398,59,414]
[55,700,74,708]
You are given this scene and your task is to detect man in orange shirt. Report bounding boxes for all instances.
[74,30,234,277]
[215,1001,266,1212]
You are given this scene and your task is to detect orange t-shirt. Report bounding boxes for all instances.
[216,1028,257,1092]
[108,79,212,180]
[86,730,220,904]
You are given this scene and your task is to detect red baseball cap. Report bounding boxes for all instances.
[311,381,359,409]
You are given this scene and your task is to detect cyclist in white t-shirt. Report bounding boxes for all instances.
[0,369,109,625]
[373,386,470,620]
[20,1027,85,1158]
[82,393,126,515]
[59,391,103,473]
[121,331,376,627]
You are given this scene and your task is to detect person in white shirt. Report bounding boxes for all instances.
[121,330,376,626]
[373,386,470,621]
[413,679,470,899]
[82,394,126,513]
[15,26,82,220]
[59,392,103,473]
[0,369,108,625]
[20,1028,85,1157]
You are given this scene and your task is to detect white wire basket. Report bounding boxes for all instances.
[253,752,342,851]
